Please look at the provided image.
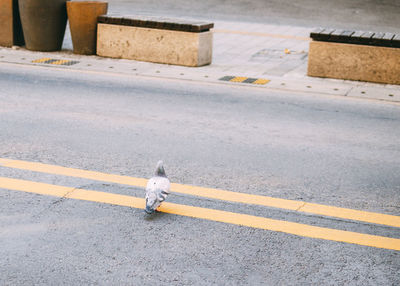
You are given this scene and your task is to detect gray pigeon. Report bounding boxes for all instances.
[145,160,171,214]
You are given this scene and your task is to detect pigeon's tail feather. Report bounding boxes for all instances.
[155,160,166,177]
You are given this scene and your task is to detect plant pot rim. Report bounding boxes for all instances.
[67,1,108,5]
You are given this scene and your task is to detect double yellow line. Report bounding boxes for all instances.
[0,158,399,251]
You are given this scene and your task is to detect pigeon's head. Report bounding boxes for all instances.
[145,192,158,214]
[145,205,154,214]
[155,160,166,177]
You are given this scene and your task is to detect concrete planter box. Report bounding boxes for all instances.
[96,15,214,67]
[307,29,400,85]
[67,1,108,55]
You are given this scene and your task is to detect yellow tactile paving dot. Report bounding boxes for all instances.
[51,59,71,65]
[219,76,270,85]
[32,58,79,66]
[230,76,248,82]
[31,58,53,63]
[253,78,270,85]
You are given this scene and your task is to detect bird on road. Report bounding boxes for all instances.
[145,160,171,214]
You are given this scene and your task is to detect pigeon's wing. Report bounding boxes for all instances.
[157,188,169,202]
[147,176,170,191]
[146,176,170,197]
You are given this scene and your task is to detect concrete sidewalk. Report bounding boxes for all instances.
[1,20,399,102]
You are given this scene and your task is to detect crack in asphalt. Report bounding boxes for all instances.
[51,187,77,206]
[33,184,108,218]
[296,202,307,212]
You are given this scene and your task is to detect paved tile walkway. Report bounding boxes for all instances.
[1,20,399,102]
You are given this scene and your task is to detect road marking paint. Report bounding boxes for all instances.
[0,158,147,188]
[0,158,399,228]
[0,176,399,251]
[213,29,311,41]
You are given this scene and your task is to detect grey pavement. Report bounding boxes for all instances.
[104,0,400,33]
[1,18,399,103]
[1,0,400,102]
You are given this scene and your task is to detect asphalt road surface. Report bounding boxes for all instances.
[0,63,399,285]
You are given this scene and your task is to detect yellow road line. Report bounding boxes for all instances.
[212,29,311,41]
[0,176,399,251]
[0,158,399,228]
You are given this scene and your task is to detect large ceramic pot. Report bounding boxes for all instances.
[0,0,24,47]
[67,1,108,55]
[19,0,69,51]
